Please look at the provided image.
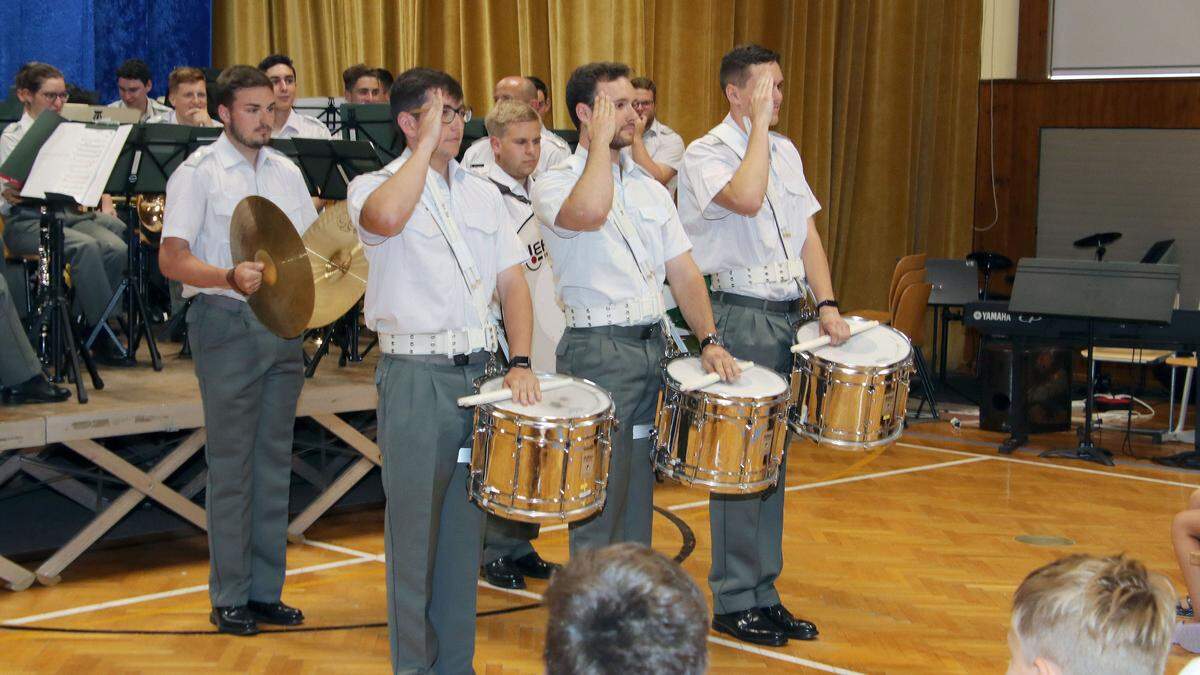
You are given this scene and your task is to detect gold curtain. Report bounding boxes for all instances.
[212,0,980,314]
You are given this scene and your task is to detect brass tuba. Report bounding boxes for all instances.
[135,194,165,246]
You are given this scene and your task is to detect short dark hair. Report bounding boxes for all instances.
[388,67,464,125]
[115,58,152,84]
[14,62,64,94]
[215,65,273,109]
[719,43,781,89]
[563,62,631,130]
[374,67,395,91]
[257,54,296,77]
[526,75,549,99]
[544,544,709,675]
[342,63,376,91]
[630,76,656,97]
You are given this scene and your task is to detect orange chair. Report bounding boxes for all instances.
[850,253,926,324]
[891,281,938,419]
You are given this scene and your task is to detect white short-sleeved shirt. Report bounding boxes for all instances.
[462,126,571,178]
[271,109,333,140]
[0,111,34,217]
[107,98,172,123]
[677,114,821,301]
[642,119,684,170]
[162,132,318,301]
[530,145,692,326]
[346,150,526,336]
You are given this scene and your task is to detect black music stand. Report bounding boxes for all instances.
[340,103,404,164]
[927,258,980,383]
[273,138,381,377]
[1008,259,1179,465]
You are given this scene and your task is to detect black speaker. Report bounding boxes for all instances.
[979,342,1072,434]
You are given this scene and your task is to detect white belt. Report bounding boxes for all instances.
[710,260,806,292]
[378,326,497,356]
[563,293,664,328]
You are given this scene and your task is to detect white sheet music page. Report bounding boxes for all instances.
[20,123,132,207]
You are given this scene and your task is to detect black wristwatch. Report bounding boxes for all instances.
[816,299,839,311]
[700,333,723,351]
[509,356,532,369]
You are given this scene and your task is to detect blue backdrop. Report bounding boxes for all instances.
[0,0,211,105]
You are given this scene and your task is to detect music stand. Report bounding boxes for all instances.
[340,103,404,164]
[1008,258,1180,465]
[926,258,980,383]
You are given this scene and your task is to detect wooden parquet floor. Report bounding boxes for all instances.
[2,415,1199,673]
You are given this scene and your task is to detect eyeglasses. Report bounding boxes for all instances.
[412,105,473,124]
[39,92,70,101]
[632,100,654,109]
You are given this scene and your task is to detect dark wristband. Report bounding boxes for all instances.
[509,356,532,369]
[816,299,839,311]
[226,268,243,295]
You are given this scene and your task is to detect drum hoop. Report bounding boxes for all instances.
[795,352,914,379]
[660,354,789,402]
[474,373,615,422]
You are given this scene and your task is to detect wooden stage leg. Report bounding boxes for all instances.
[0,554,35,592]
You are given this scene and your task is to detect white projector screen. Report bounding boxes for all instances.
[1049,0,1200,79]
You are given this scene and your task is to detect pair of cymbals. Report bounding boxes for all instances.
[230,197,367,338]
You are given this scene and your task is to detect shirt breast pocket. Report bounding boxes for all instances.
[637,205,670,229]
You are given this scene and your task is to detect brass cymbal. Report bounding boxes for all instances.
[230,196,315,338]
[303,201,369,328]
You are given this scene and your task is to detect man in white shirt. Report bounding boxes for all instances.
[475,99,564,592]
[461,75,571,176]
[257,54,333,140]
[677,43,850,648]
[108,58,171,123]
[629,76,684,191]
[149,67,220,127]
[531,62,738,556]
[528,75,552,121]
[159,65,318,638]
[1,61,130,366]
[342,63,383,104]
[347,67,540,674]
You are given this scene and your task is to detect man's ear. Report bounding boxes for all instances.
[575,102,592,128]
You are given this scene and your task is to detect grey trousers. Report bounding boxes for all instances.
[481,515,537,565]
[188,296,303,608]
[0,274,40,386]
[376,352,487,675]
[707,297,807,614]
[2,209,126,325]
[556,326,663,556]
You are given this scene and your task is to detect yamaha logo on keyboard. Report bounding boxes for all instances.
[973,310,1012,322]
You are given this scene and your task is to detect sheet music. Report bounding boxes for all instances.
[20,123,132,207]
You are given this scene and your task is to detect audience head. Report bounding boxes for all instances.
[373,67,394,102]
[115,58,154,112]
[14,62,67,117]
[630,76,657,127]
[342,63,382,104]
[215,66,274,150]
[257,54,297,114]
[527,74,551,120]
[493,75,537,106]
[564,62,636,149]
[544,543,709,675]
[486,100,542,182]
[1007,554,1174,675]
[719,43,783,126]
[167,67,211,126]
[389,67,469,163]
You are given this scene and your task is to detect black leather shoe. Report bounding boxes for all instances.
[210,606,258,636]
[511,551,560,580]
[2,375,71,405]
[247,600,304,626]
[712,609,788,647]
[761,603,819,640]
[480,557,525,589]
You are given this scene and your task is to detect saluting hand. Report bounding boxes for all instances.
[750,73,775,129]
[415,89,445,155]
[588,93,617,148]
[503,367,542,406]
[701,343,742,383]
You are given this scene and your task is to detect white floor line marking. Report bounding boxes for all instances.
[2,557,374,626]
[480,582,861,673]
[896,441,1200,489]
[301,538,380,560]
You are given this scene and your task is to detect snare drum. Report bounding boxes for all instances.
[652,356,791,494]
[469,373,614,523]
[790,317,913,449]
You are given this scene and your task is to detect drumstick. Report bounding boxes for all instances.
[679,360,756,393]
[457,378,573,407]
[790,320,880,354]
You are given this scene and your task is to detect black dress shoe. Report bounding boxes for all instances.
[761,604,819,640]
[480,557,525,589]
[210,606,258,636]
[712,609,788,647]
[2,375,71,405]
[247,600,304,626]
[511,551,560,580]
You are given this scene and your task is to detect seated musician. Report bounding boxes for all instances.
[151,67,221,127]
[108,58,171,123]
[342,64,383,105]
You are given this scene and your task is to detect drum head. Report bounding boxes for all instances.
[795,317,911,367]
[666,356,787,397]
[480,374,611,418]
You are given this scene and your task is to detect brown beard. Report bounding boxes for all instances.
[229,122,269,149]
